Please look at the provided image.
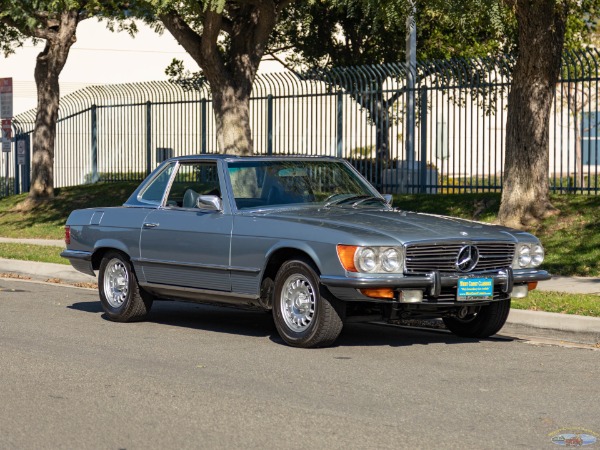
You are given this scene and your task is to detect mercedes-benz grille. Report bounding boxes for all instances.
[404,242,515,274]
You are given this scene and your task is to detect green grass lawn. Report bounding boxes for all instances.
[512,290,600,317]
[0,243,67,265]
[0,182,138,239]
[0,187,598,276]
[0,185,598,317]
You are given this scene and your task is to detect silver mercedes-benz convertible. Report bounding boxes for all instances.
[62,155,550,347]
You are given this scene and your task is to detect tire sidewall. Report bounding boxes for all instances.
[98,252,137,320]
[273,260,323,346]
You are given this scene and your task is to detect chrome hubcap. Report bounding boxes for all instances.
[104,259,129,308]
[281,274,316,332]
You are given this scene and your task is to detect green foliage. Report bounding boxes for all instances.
[274,0,512,71]
[512,290,600,317]
[0,0,151,45]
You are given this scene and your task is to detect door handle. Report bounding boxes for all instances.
[143,223,159,228]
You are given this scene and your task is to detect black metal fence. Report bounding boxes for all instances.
[3,49,600,197]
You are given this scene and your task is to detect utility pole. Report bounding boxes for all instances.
[405,1,417,165]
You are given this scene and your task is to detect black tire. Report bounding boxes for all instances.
[443,299,511,338]
[273,259,345,348]
[98,251,154,322]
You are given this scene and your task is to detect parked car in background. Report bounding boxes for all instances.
[62,155,550,347]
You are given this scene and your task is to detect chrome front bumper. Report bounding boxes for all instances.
[320,268,551,297]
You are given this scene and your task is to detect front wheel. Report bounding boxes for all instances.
[273,259,344,348]
[443,299,511,338]
[98,251,154,322]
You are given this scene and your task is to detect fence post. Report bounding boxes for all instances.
[201,99,207,154]
[267,94,273,156]
[13,136,19,195]
[90,105,98,183]
[336,91,343,158]
[25,134,31,192]
[146,101,152,175]
[419,88,428,194]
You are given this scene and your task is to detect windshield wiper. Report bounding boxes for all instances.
[324,194,385,207]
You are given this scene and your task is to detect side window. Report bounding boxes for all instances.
[138,163,176,205]
[166,162,220,208]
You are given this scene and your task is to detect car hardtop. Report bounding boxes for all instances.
[165,154,344,163]
[124,154,357,208]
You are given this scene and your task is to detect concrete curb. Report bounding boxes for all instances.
[505,308,600,343]
[0,258,95,284]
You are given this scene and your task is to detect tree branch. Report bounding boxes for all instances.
[159,10,205,67]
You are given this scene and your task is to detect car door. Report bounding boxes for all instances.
[139,161,233,292]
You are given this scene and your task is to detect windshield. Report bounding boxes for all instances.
[227,160,383,210]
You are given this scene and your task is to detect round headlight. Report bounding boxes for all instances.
[518,245,532,268]
[381,248,401,272]
[531,245,544,267]
[356,247,378,272]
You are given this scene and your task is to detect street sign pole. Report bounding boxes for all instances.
[0,77,13,196]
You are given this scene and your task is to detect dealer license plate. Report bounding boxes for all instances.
[457,277,494,301]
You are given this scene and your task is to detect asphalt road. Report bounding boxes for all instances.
[1,279,599,450]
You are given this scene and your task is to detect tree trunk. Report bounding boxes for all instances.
[29,11,78,200]
[212,86,254,155]
[496,0,567,228]
[160,4,281,156]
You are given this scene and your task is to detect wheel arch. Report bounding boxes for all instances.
[91,240,131,270]
[261,245,321,286]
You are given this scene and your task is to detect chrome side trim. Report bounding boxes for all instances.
[138,281,258,300]
[132,257,260,273]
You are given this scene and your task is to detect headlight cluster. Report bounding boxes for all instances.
[514,243,545,268]
[337,245,404,273]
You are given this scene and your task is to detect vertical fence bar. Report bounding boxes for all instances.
[90,105,98,183]
[13,136,19,195]
[419,88,428,194]
[267,94,273,155]
[24,134,31,192]
[146,101,152,174]
[336,90,343,158]
[201,99,207,154]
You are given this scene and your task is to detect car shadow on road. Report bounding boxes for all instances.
[330,322,514,348]
[68,300,514,347]
[68,301,104,314]
[69,299,275,339]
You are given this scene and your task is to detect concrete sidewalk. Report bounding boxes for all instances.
[0,237,65,247]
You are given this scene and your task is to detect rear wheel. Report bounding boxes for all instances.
[443,299,511,338]
[98,251,154,322]
[273,259,344,348]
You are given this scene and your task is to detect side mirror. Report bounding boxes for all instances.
[382,194,393,206]
[196,195,223,212]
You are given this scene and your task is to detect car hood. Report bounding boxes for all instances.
[250,206,528,244]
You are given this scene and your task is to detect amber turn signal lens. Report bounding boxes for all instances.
[360,288,395,299]
[337,245,358,272]
[527,281,538,291]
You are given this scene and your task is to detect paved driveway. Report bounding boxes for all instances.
[0,279,598,449]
